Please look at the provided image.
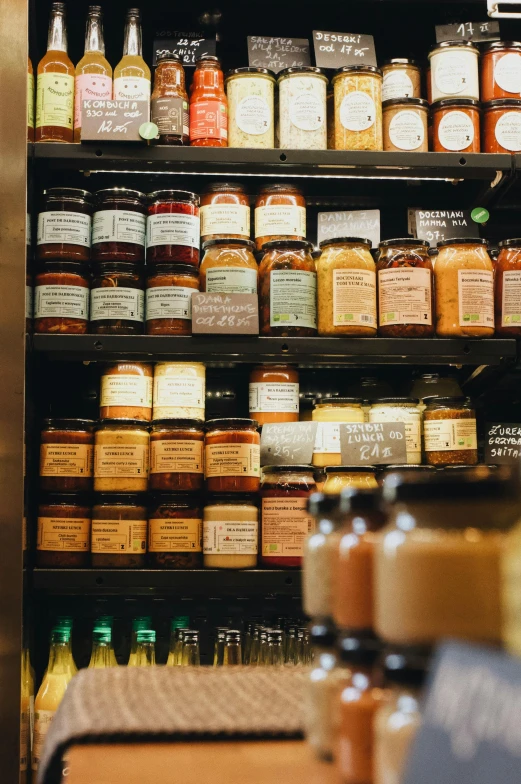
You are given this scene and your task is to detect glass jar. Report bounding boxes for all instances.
[317,237,377,336]
[37,494,91,568]
[327,87,335,149]
[146,263,199,336]
[304,493,343,620]
[200,183,250,243]
[377,239,434,338]
[409,372,463,406]
[249,364,299,425]
[312,398,365,468]
[432,99,481,153]
[149,419,204,492]
[332,65,383,151]
[254,185,306,252]
[428,41,480,102]
[40,418,95,492]
[99,362,153,421]
[259,240,317,337]
[369,398,422,465]
[260,465,316,567]
[481,41,521,102]
[200,239,258,294]
[483,99,521,153]
[495,238,521,336]
[90,262,144,335]
[152,362,206,421]
[277,67,328,150]
[146,190,200,266]
[34,261,89,334]
[91,494,147,568]
[148,493,202,569]
[37,188,93,262]
[189,55,227,147]
[203,494,259,569]
[435,238,494,337]
[382,98,428,152]
[91,189,146,265]
[151,54,189,145]
[94,419,150,492]
[423,397,478,466]
[382,59,421,101]
[323,466,378,494]
[380,465,437,486]
[204,418,260,493]
[226,67,276,149]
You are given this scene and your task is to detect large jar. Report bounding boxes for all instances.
[152,362,206,421]
[382,59,421,101]
[94,419,150,492]
[204,418,260,493]
[226,67,276,149]
[99,362,153,421]
[312,398,365,468]
[369,398,422,465]
[254,185,306,252]
[146,190,200,266]
[34,261,89,334]
[249,364,299,425]
[332,65,383,151]
[40,418,94,492]
[495,238,521,336]
[481,41,521,102]
[91,494,147,568]
[277,67,328,150]
[37,494,91,568]
[423,397,478,466]
[148,494,202,569]
[377,239,434,338]
[149,419,204,492]
[261,465,316,567]
[92,189,147,263]
[483,99,521,153]
[203,494,259,569]
[90,262,145,335]
[323,466,378,494]
[431,99,481,153]
[382,98,428,152]
[146,264,199,336]
[200,183,250,243]
[259,240,317,337]
[151,54,189,145]
[317,237,377,336]
[200,239,258,294]
[435,238,494,337]
[428,41,479,102]
[304,493,343,620]
[189,55,228,148]
[37,188,93,262]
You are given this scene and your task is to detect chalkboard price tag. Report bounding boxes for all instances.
[81,100,150,141]
[153,36,216,67]
[435,20,500,43]
[247,36,311,73]
[485,422,521,463]
[414,209,477,247]
[313,31,377,69]
[191,293,259,335]
[317,210,380,248]
[260,422,318,467]
[339,422,407,465]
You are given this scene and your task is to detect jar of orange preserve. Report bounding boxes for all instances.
[249,364,299,425]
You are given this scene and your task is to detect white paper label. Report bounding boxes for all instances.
[501,270,521,327]
[289,93,324,131]
[37,211,91,247]
[149,518,202,552]
[382,70,414,101]
[33,710,55,772]
[495,111,521,152]
[249,382,299,413]
[437,111,475,151]
[458,269,494,327]
[378,267,432,326]
[389,110,424,150]
[236,95,272,135]
[369,409,421,453]
[146,213,200,248]
[113,76,151,101]
[92,210,146,246]
[270,269,317,328]
[100,374,152,408]
[90,287,144,322]
[203,520,258,554]
[434,52,473,95]
[200,204,250,236]
[424,419,477,452]
[333,268,376,326]
[146,286,193,320]
[205,267,257,294]
[255,205,306,238]
[153,376,205,408]
[340,91,376,131]
[34,285,89,319]
[494,52,521,93]
[313,422,341,454]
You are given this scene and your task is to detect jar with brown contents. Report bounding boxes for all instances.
[148,494,202,569]
[90,262,145,335]
[423,397,478,466]
[254,185,306,252]
[200,183,250,243]
[377,239,434,338]
[382,59,421,101]
[92,188,147,263]
[495,238,521,336]
[37,188,93,262]
[40,418,94,492]
[205,418,260,493]
[382,98,428,152]
[483,99,521,153]
[99,362,153,421]
[34,261,90,334]
[94,419,150,492]
[146,264,199,336]
[91,494,147,568]
[200,239,258,294]
[37,494,91,568]
[259,240,317,337]
[149,419,204,492]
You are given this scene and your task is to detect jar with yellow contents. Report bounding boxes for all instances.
[312,398,365,467]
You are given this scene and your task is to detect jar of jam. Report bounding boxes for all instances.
[94,419,150,493]
[91,494,147,568]
[203,494,259,569]
[92,188,147,263]
[249,364,299,425]
[495,238,521,336]
[429,41,480,103]
[254,185,306,252]
[204,418,260,493]
[382,59,421,101]
[261,465,316,568]
[377,239,434,338]
[481,42,521,102]
[151,53,189,146]
[37,494,91,568]
[100,362,153,421]
[37,188,93,262]
[148,493,202,569]
[34,261,90,334]
[90,262,145,335]
[483,99,521,153]
[146,264,199,336]
[432,99,481,153]
[424,397,478,466]
[259,240,317,337]
[40,418,95,492]
[190,55,228,147]
[200,183,250,243]
[200,239,258,294]
[146,190,200,266]
[149,419,204,492]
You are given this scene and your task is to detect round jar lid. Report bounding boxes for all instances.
[205,493,259,504]
[42,418,96,429]
[40,492,92,503]
[319,236,372,249]
[37,260,89,274]
[382,97,429,109]
[372,396,420,404]
[148,189,199,204]
[151,418,204,428]
[309,622,337,648]
[432,98,481,110]
[203,182,248,194]
[205,417,259,430]
[97,418,150,428]
[307,492,340,517]
[315,396,363,404]
[333,64,382,77]
[93,261,143,274]
[339,487,383,513]
[156,52,182,63]
[196,54,221,65]
[483,98,521,109]
[261,239,312,251]
[43,187,93,201]
[498,238,521,248]
[383,465,516,503]
[324,465,377,473]
[429,40,479,55]
[202,238,255,250]
[482,40,521,53]
[436,237,488,248]
[146,263,200,276]
[379,238,430,248]
[94,187,145,200]
[94,493,148,504]
[383,649,430,688]
[277,66,327,80]
[226,66,276,79]
[382,57,421,67]
[258,184,303,195]
[381,464,436,471]
[262,465,313,473]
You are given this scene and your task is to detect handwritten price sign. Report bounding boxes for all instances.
[81,99,150,142]
[191,293,259,335]
[313,31,376,68]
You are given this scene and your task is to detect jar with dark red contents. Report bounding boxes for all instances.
[151,54,189,146]
[146,190,200,266]
[483,99,521,153]
[205,418,260,493]
[37,494,91,568]
[37,188,93,262]
[92,189,147,263]
[40,418,95,492]
[90,262,145,334]
[146,264,199,335]
[254,185,306,252]
[377,239,434,338]
[149,419,205,492]
[431,99,481,153]
[495,238,521,336]
[148,493,202,569]
[259,240,317,337]
[200,183,251,243]
[34,261,90,334]
[91,494,147,568]
[481,42,521,103]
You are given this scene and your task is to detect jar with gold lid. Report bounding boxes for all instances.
[312,398,365,467]
[323,466,378,494]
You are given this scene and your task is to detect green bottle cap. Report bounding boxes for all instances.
[132,616,152,632]
[171,616,190,631]
[51,627,70,644]
[93,629,111,644]
[136,630,156,644]
[56,616,73,629]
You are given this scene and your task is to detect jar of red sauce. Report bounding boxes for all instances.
[37,188,93,262]
[92,188,147,263]
[189,55,228,147]
[40,418,95,493]
[249,365,299,425]
[200,183,250,243]
[495,238,521,336]
[34,261,90,334]
[483,99,521,153]
[431,99,481,153]
[146,264,199,335]
[254,185,306,252]
[146,190,200,266]
[37,494,91,568]
[149,419,204,492]
[481,42,521,102]
[204,418,260,494]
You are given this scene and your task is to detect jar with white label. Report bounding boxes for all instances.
[495,238,521,336]
[203,494,259,569]
[432,99,481,153]
[146,264,199,336]
[382,59,421,102]
[382,98,428,152]
[483,99,521,153]
[369,398,422,465]
[261,465,316,567]
[37,188,93,262]
[423,397,478,466]
[100,362,153,421]
[435,238,494,337]
[225,67,276,149]
[146,190,200,266]
[254,185,306,252]
[200,239,258,294]
[92,188,146,263]
[278,67,328,150]
[94,420,150,492]
[377,239,434,338]
[312,398,365,468]
[429,41,479,103]
[34,261,90,334]
[249,364,299,425]
[204,418,260,493]
[481,42,521,102]
[332,65,383,151]
[200,183,251,243]
[153,362,206,421]
[259,240,317,337]
[91,494,147,568]
[90,262,145,334]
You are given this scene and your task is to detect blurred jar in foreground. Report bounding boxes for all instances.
[304,493,343,621]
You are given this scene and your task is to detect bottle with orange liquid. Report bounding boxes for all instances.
[36,2,74,143]
[74,5,112,142]
[189,55,228,147]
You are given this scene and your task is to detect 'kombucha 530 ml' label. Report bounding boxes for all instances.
[40,443,93,477]
[91,519,147,553]
[458,270,494,327]
[150,440,203,474]
[149,518,202,552]
[100,374,153,409]
[261,498,315,557]
[424,419,477,452]
[205,443,260,478]
[37,517,90,552]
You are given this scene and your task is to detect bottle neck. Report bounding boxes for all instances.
[123,17,142,57]
[85,13,105,55]
[47,10,68,53]
[182,643,200,666]
[48,642,70,674]
[89,642,111,668]
[192,63,224,93]
[135,642,155,666]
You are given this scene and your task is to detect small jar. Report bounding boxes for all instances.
[148,493,202,569]
[91,494,147,568]
[431,99,481,153]
[226,67,276,149]
[428,41,480,102]
[189,55,228,147]
[332,65,383,151]
[304,494,343,620]
[99,362,153,421]
[37,188,93,262]
[277,67,328,150]
[424,397,478,466]
[377,239,434,338]
[200,183,250,243]
[203,494,259,569]
[151,54,189,146]
[259,240,317,337]
[149,419,204,492]
[495,238,521,336]
[323,466,378,494]
[40,418,95,492]
[261,465,317,567]
[146,264,199,336]
[37,494,91,568]
[153,362,206,421]
[200,239,258,294]
[369,398,422,465]
[205,418,260,493]
[481,41,521,102]
[34,261,89,334]
[249,364,299,425]
[483,99,521,153]
[382,98,428,152]
[90,262,145,335]
[254,185,306,252]
[146,190,200,266]
[312,398,365,468]
[382,59,421,101]
[92,189,147,263]
[94,419,150,492]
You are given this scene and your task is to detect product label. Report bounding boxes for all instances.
[200,203,250,237]
[94,444,149,477]
[32,710,55,772]
[206,267,258,294]
[289,93,324,131]
[151,96,189,137]
[494,52,521,93]
[501,270,521,326]
[28,72,35,129]
[270,269,317,329]
[369,411,421,453]
[261,497,315,557]
[458,269,494,327]
[378,267,432,326]
[90,287,145,322]
[100,374,152,409]
[313,423,341,454]
[36,72,74,130]
[205,443,260,478]
[74,73,112,128]
[249,382,299,413]
[382,70,414,101]
[91,519,147,553]
[495,111,521,151]
[236,95,272,135]
[37,516,90,552]
[153,376,205,410]
[150,439,204,474]
[20,707,29,770]
[26,285,33,320]
[40,443,93,477]
[389,109,425,150]
[424,419,478,452]
[92,209,146,246]
[203,520,258,554]
[255,205,306,238]
[146,213,200,249]
[113,76,151,101]
[146,286,194,320]
[37,211,91,247]
[34,285,89,320]
[190,99,228,141]
[149,518,202,552]
[339,91,376,131]
[437,110,474,151]
[333,268,376,326]
[434,52,473,95]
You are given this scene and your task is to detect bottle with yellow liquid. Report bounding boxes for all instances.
[128,616,152,666]
[95,616,119,666]
[36,2,74,143]
[166,617,190,666]
[74,5,112,141]
[55,616,78,675]
[113,9,151,103]
[20,648,34,784]
[130,630,156,666]
[88,628,113,668]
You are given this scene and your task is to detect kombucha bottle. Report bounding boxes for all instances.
[113,8,151,103]
[36,2,74,143]
[74,5,112,141]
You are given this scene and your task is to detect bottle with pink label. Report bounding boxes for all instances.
[74,5,112,142]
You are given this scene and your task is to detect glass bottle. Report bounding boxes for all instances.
[166,617,190,666]
[151,54,189,145]
[36,2,74,143]
[258,628,270,665]
[88,628,113,668]
[132,629,156,666]
[213,627,228,666]
[182,631,201,666]
[250,625,261,665]
[20,648,34,784]
[305,624,346,761]
[243,623,253,665]
[297,627,312,664]
[267,630,284,666]
[114,8,151,102]
[285,626,298,665]
[190,55,228,147]
[223,630,242,665]
[28,58,35,142]
[128,616,152,666]
[95,616,119,667]
[74,5,112,141]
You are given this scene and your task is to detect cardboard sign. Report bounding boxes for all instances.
[247,36,311,73]
[485,422,521,463]
[339,422,407,465]
[313,31,377,69]
[260,422,318,466]
[317,210,380,248]
[81,100,149,141]
[191,293,259,334]
[153,35,216,66]
[414,210,477,247]
[435,20,500,43]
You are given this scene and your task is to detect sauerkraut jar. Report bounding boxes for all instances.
[332,65,383,151]
[225,67,276,149]
[277,67,328,150]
